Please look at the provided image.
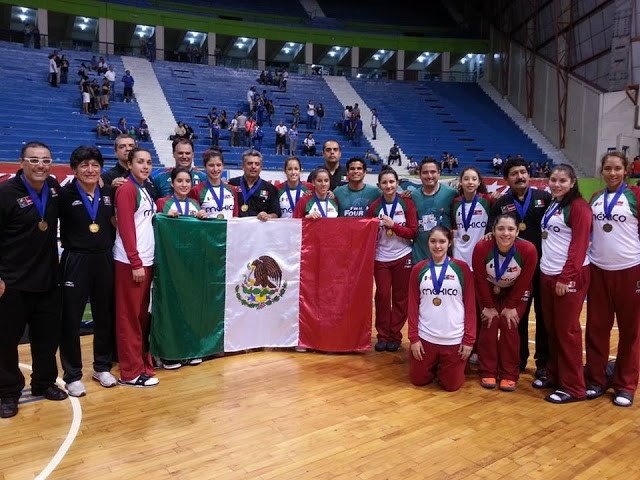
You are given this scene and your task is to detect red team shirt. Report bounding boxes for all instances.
[189,182,238,219]
[367,196,418,262]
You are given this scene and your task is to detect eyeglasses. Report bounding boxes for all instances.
[23,157,53,165]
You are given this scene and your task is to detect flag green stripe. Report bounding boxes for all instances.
[150,215,226,359]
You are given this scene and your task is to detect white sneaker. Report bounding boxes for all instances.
[92,371,117,388]
[66,380,86,397]
[161,360,182,370]
[117,375,159,387]
[186,358,202,366]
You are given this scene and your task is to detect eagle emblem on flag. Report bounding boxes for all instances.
[235,255,287,309]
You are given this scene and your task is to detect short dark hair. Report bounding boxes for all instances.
[419,157,440,173]
[70,145,104,169]
[502,157,528,178]
[20,141,51,159]
[172,137,194,153]
[346,157,366,170]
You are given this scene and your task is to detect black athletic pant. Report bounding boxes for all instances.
[60,251,115,384]
[0,286,61,399]
[518,267,549,371]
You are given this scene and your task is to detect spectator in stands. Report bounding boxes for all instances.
[137,118,150,141]
[236,111,248,147]
[104,65,116,100]
[210,120,220,147]
[245,115,256,145]
[316,103,325,131]
[247,86,256,113]
[218,110,228,130]
[275,120,288,155]
[541,161,551,177]
[90,79,101,114]
[266,70,274,85]
[122,70,134,103]
[77,63,87,81]
[259,70,266,84]
[97,116,114,138]
[370,108,378,140]
[388,144,401,166]
[229,113,238,147]
[307,139,348,191]
[207,107,218,138]
[407,156,418,175]
[280,68,288,91]
[174,121,188,141]
[229,149,281,220]
[303,133,317,156]
[307,100,316,129]
[442,154,458,174]
[265,100,275,126]
[352,115,363,147]
[631,155,640,179]
[81,81,91,115]
[90,55,98,71]
[364,149,379,165]
[100,78,111,110]
[32,25,40,49]
[492,153,503,175]
[116,117,128,136]
[96,57,107,75]
[352,103,361,119]
[288,124,298,156]
[0,141,69,419]
[343,106,352,135]
[23,22,34,48]
[255,100,266,127]
[48,53,59,87]
[252,125,264,152]
[291,104,301,128]
[58,145,118,398]
[60,55,69,84]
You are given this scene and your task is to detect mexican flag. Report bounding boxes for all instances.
[150,215,377,358]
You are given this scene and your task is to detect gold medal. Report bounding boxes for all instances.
[386,229,394,237]
[38,220,48,231]
[518,222,526,232]
[603,223,613,232]
[432,297,442,306]
[493,285,501,295]
[462,234,470,242]
[89,223,100,233]
[541,230,548,239]
[241,204,249,212]
[217,214,225,219]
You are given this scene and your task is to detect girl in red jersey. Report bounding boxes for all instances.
[113,148,158,387]
[472,215,537,392]
[156,167,205,218]
[407,226,476,391]
[539,164,591,403]
[277,157,312,218]
[293,167,338,218]
[189,149,238,219]
[367,167,418,352]
[585,152,640,407]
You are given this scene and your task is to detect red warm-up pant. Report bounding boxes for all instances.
[585,263,640,395]
[409,338,466,392]
[477,296,526,381]
[540,266,590,398]
[114,260,154,382]
[374,253,412,342]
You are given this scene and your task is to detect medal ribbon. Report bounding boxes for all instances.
[512,188,532,222]
[128,174,155,213]
[20,174,49,220]
[313,195,329,217]
[172,195,190,216]
[240,178,263,208]
[603,183,626,220]
[381,194,399,219]
[493,243,516,283]
[206,181,225,211]
[285,183,302,212]
[429,256,450,295]
[461,194,479,232]
[75,181,100,223]
[542,201,560,230]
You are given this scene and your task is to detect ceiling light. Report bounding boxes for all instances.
[380,50,385,54]
[373,54,380,60]
[239,37,248,42]
[288,42,295,47]
[79,24,87,31]
[21,7,28,13]
[18,14,27,21]
[461,58,466,64]
[83,17,90,23]
[235,42,244,48]
[283,48,290,54]
[328,51,336,57]
[141,26,147,31]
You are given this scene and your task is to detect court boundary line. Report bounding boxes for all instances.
[19,362,82,480]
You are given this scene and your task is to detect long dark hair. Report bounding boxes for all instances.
[550,164,582,209]
[428,225,454,258]
[457,166,488,196]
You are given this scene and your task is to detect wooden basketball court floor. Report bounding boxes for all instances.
[2,307,640,480]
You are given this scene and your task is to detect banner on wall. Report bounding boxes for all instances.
[150,216,378,359]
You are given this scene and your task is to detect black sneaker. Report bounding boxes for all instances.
[386,341,400,352]
[374,341,387,352]
[1,397,18,418]
[32,385,68,401]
